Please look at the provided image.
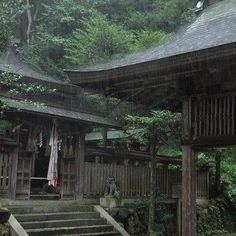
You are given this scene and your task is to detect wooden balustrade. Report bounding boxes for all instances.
[83,162,209,199]
[183,94,236,145]
[192,95,235,138]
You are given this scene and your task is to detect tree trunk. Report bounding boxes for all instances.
[26,0,32,44]
[148,142,157,234]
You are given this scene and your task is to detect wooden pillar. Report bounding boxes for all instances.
[177,199,182,236]
[9,147,18,200]
[102,127,108,147]
[77,132,85,199]
[182,145,196,236]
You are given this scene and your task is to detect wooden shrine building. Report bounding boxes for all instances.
[65,0,236,235]
[0,48,210,209]
[0,48,118,200]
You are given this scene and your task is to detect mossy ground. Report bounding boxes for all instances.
[0,223,10,236]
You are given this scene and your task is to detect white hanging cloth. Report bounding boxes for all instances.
[47,121,59,187]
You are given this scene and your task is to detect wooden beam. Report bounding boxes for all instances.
[182,145,196,236]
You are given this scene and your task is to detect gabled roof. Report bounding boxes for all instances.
[0,97,119,127]
[0,48,67,85]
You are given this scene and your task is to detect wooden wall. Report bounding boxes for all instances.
[83,162,209,199]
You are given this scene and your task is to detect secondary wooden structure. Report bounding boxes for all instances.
[65,0,236,235]
[0,48,118,200]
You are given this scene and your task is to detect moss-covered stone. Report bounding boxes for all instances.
[0,223,10,236]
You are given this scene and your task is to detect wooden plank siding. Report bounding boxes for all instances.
[183,94,236,146]
[83,162,209,199]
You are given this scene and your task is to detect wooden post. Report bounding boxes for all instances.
[177,199,182,236]
[182,145,196,236]
[77,132,85,199]
[102,127,108,147]
[9,147,18,200]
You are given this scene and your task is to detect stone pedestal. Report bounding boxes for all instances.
[100,197,119,208]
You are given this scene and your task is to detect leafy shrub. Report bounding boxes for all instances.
[197,199,236,236]
[134,196,175,235]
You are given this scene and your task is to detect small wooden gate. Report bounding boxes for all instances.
[60,158,76,200]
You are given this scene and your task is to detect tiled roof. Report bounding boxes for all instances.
[0,97,119,127]
[0,49,67,84]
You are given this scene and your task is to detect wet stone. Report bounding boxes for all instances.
[0,209,11,224]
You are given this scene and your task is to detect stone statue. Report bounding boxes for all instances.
[104,177,120,198]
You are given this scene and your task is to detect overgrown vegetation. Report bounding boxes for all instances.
[134,196,175,236]
[0,0,195,76]
[1,1,236,236]
[125,111,181,234]
[0,223,10,236]
[197,199,236,236]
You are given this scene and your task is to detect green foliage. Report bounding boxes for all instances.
[134,29,170,51]
[125,110,181,149]
[134,196,174,235]
[0,223,10,236]
[0,71,56,95]
[0,0,24,52]
[17,0,194,76]
[221,157,236,207]
[21,0,95,76]
[0,29,12,53]
[125,0,195,32]
[65,14,134,66]
[0,0,24,27]
[0,120,12,137]
[40,0,94,36]
[80,93,146,124]
[197,149,236,207]
[197,199,236,236]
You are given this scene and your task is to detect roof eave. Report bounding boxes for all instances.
[65,42,236,84]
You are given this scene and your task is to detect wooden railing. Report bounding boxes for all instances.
[84,162,209,199]
[192,95,235,138]
[183,95,236,141]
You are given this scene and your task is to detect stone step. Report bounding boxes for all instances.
[21,218,107,229]
[30,194,60,200]
[57,232,120,236]
[8,204,94,214]
[26,225,114,236]
[15,211,100,222]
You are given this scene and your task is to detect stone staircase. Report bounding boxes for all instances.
[6,202,120,236]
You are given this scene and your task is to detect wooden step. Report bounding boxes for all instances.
[30,194,60,200]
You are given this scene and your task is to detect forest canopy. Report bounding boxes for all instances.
[0,0,195,77]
